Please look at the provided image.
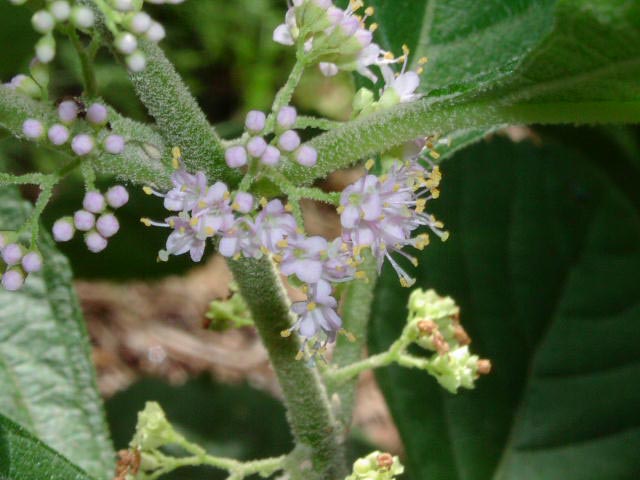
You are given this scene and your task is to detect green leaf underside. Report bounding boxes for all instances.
[0,184,114,479]
[370,136,640,480]
[0,413,94,480]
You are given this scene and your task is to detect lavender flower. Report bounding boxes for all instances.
[276,106,297,129]
[83,191,106,214]
[58,100,78,123]
[254,199,298,255]
[71,134,95,156]
[245,110,266,133]
[104,134,126,154]
[86,103,108,125]
[247,136,267,158]
[295,145,317,167]
[96,214,120,238]
[278,130,301,152]
[74,210,95,231]
[279,235,328,284]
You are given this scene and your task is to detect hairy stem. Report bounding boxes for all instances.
[129,40,240,186]
[280,96,640,186]
[327,255,378,426]
[227,256,346,479]
[67,27,98,97]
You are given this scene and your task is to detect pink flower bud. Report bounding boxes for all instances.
[225,146,248,168]
[48,124,70,145]
[247,136,267,157]
[23,119,44,139]
[96,213,120,238]
[106,185,129,208]
[74,210,95,231]
[52,217,75,242]
[295,145,318,167]
[104,134,125,154]
[245,110,266,132]
[260,145,281,166]
[22,251,43,273]
[278,130,301,152]
[85,231,108,253]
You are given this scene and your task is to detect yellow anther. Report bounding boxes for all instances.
[384,51,395,60]
[364,6,374,16]
[369,22,378,32]
[260,246,269,255]
[205,227,215,236]
[337,205,345,214]
[431,188,440,199]
[307,302,317,311]
[233,253,241,260]
[281,329,292,338]
[355,271,367,280]
[410,257,419,267]
[171,146,181,169]
[441,231,450,242]
[415,198,427,213]
[419,56,428,65]
[168,219,175,228]
[295,350,304,361]
[402,44,410,55]
[434,221,444,229]
[231,202,240,210]
[416,67,424,75]
[179,227,185,234]
[143,186,153,195]
[140,217,152,227]
[197,200,207,208]
[276,239,289,249]
[223,191,230,200]
[365,158,375,170]
[340,329,357,342]
[273,254,283,262]
[259,197,268,207]
[429,150,441,160]
[190,217,199,227]
[284,203,294,212]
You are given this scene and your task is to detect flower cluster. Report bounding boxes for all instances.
[225,107,317,169]
[52,186,129,253]
[8,0,182,72]
[0,233,43,292]
[347,451,404,480]
[22,100,126,156]
[273,0,418,83]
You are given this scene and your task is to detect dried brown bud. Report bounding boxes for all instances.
[477,359,492,375]
[417,319,436,335]
[433,332,450,355]
[114,449,140,480]
[453,325,471,345]
[452,308,461,322]
[377,452,394,470]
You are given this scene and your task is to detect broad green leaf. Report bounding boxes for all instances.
[370,135,640,480]
[0,413,95,480]
[0,185,115,479]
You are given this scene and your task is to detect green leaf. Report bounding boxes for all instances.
[370,135,640,480]
[0,185,115,479]
[0,413,95,480]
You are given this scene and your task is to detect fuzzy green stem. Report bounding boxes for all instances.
[327,255,378,426]
[270,57,306,120]
[280,96,640,186]
[67,27,98,97]
[0,172,50,186]
[295,116,343,131]
[227,256,346,479]
[129,40,240,186]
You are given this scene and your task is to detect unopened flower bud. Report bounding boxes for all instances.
[2,269,24,292]
[71,6,95,30]
[131,402,177,451]
[22,251,43,273]
[245,110,266,133]
[2,243,23,266]
[72,134,95,156]
[48,124,70,145]
[32,10,55,34]
[35,35,56,63]
[74,210,95,231]
[9,75,41,99]
[278,130,300,152]
[225,146,247,168]
[52,217,75,242]
[112,0,135,13]
[85,231,108,252]
[49,1,71,22]
[477,359,492,375]
[246,136,267,157]
[126,51,147,72]
[146,22,166,42]
[106,185,129,208]
[96,213,120,238]
[126,12,152,34]
[276,106,297,129]
[83,191,106,213]
[260,145,280,166]
[104,134,125,154]
[23,119,44,139]
[115,32,138,55]
[86,103,108,125]
[58,100,78,123]
[295,145,317,167]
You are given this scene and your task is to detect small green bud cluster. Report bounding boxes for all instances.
[404,289,491,393]
[130,401,179,451]
[347,451,404,480]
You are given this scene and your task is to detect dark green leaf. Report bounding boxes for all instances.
[370,135,640,479]
[0,185,115,479]
[0,413,95,480]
